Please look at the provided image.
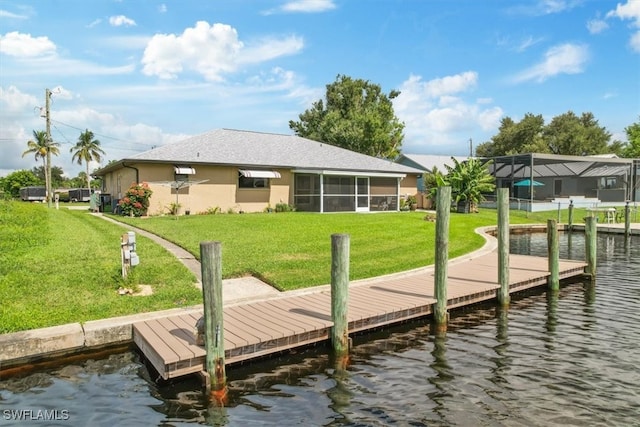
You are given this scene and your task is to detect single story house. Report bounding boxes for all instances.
[93,128,423,215]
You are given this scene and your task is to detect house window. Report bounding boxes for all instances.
[174,166,195,183]
[238,170,280,189]
[175,174,190,183]
[239,175,269,188]
[601,177,618,189]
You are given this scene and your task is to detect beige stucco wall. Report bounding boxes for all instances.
[101,163,292,215]
[399,174,419,198]
[100,163,419,215]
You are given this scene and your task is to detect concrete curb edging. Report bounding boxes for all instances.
[0,306,202,370]
[0,324,85,366]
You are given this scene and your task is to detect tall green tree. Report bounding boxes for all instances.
[544,111,610,155]
[70,129,106,193]
[22,130,60,204]
[476,111,615,157]
[622,116,640,158]
[32,165,65,189]
[289,74,405,158]
[476,114,547,157]
[0,170,41,198]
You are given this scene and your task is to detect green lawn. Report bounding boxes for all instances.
[0,201,201,333]
[0,200,580,333]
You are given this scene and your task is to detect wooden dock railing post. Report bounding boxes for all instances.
[584,216,597,279]
[568,200,574,231]
[625,201,631,238]
[200,241,227,403]
[547,219,559,291]
[331,233,350,359]
[497,187,510,306]
[434,186,451,327]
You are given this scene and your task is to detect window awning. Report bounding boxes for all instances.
[174,166,196,175]
[239,170,281,179]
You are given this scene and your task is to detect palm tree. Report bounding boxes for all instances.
[70,129,106,193]
[445,157,496,213]
[22,130,60,205]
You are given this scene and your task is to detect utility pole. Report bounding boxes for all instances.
[45,88,52,208]
[469,138,473,157]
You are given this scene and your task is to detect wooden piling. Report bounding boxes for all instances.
[584,216,597,279]
[625,201,631,238]
[497,188,510,306]
[200,241,227,401]
[547,219,559,291]
[331,233,350,358]
[568,200,574,231]
[433,186,451,326]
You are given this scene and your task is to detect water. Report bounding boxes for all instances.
[1,232,639,426]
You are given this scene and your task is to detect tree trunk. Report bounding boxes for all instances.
[86,163,91,194]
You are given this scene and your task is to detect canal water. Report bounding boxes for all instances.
[1,232,639,426]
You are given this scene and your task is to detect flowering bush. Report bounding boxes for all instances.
[118,182,153,217]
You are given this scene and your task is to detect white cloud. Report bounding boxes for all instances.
[587,19,608,34]
[0,9,28,19]
[4,53,135,77]
[159,4,167,13]
[606,0,640,53]
[87,19,102,28]
[512,43,589,83]
[538,0,575,14]
[281,0,336,13]
[0,31,56,57]
[0,85,39,115]
[506,0,581,17]
[393,72,503,152]
[109,15,136,27]
[141,21,303,81]
[0,86,49,174]
[239,36,304,65]
[418,71,478,98]
[517,36,545,52]
[263,0,336,15]
[606,0,640,22]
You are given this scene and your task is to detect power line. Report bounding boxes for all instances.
[50,119,157,148]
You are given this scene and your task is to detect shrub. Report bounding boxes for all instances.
[275,202,293,212]
[201,206,221,215]
[118,182,153,217]
[166,201,181,216]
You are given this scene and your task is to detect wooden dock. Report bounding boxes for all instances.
[133,252,587,380]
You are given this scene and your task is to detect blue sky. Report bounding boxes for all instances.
[1,0,639,177]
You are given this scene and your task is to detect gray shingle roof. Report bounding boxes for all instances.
[397,154,470,173]
[125,128,421,174]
